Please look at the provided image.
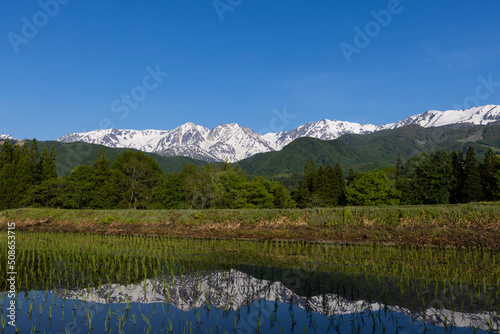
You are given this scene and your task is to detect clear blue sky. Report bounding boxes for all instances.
[1,0,500,140]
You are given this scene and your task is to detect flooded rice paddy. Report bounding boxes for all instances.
[1,232,499,333]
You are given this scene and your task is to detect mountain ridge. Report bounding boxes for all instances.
[5,105,499,163]
[53,268,499,331]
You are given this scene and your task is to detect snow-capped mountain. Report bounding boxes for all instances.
[53,269,499,331]
[58,123,274,162]
[57,105,500,163]
[378,105,500,129]
[262,119,378,150]
[0,134,15,141]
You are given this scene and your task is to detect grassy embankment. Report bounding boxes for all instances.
[1,202,500,248]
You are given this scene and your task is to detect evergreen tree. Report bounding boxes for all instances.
[311,165,326,207]
[333,163,346,205]
[461,146,483,203]
[293,160,317,207]
[494,170,500,200]
[13,144,33,207]
[29,138,41,184]
[396,153,404,176]
[158,172,188,209]
[271,181,295,208]
[413,151,452,204]
[319,164,337,206]
[62,165,93,208]
[40,147,57,181]
[449,150,464,203]
[0,140,14,168]
[347,167,358,186]
[480,148,499,201]
[27,178,67,208]
[395,153,410,204]
[0,146,14,209]
[49,145,57,178]
[90,148,115,208]
[0,140,46,209]
[0,142,20,209]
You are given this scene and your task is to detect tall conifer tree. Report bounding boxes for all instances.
[333,163,346,205]
[462,146,483,202]
[13,144,33,207]
[449,150,464,203]
[90,148,114,208]
[29,139,41,184]
[480,148,498,201]
[40,147,57,181]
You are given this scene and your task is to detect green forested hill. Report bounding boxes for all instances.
[237,124,500,181]
[28,140,206,176]
[9,124,500,179]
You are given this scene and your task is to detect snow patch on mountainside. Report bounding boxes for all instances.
[265,119,378,151]
[385,105,500,129]
[57,105,500,162]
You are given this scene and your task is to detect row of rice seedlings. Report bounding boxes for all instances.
[4,232,499,293]
[1,230,498,332]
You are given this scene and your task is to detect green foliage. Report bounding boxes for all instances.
[480,148,499,201]
[494,170,500,199]
[40,146,57,181]
[449,150,464,203]
[0,140,55,209]
[89,149,116,209]
[412,151,453,204]
[29,138,41,184]
[2,132,499,210]
[179,162,294,209]
[345,170,400,206]
[111,150,164,209]
[31,140,206,177]
[293,161,346,208]
[238,124,500,189]
[462,146,483,203]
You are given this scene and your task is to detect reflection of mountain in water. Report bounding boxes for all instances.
[53,269,499,331]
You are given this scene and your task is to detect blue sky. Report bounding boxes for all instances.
[1,0,500,140]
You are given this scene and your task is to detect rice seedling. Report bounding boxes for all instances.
[141,312,153,334]
[1,230,498,333]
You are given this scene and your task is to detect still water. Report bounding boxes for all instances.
[2,265,499,333]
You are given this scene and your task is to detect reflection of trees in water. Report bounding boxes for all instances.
[237,263,500,314]
[47,268,499,332]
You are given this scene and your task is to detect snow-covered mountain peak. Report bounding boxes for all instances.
[55,105,500,163]
[53,269,499,331]
[389,105,500,129]
[0,134,15,141]
[177,122,206,131]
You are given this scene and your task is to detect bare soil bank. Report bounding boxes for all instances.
[1,204,499,248]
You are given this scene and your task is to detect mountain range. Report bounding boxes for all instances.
[47,105,500,163]
[54,269,498,331]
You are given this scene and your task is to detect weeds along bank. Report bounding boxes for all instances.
[1,202,499,248]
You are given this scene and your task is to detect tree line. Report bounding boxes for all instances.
[1,139,499,210]
[294,146,500,207]
[0,139,56,210]
[0,140,294,210]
